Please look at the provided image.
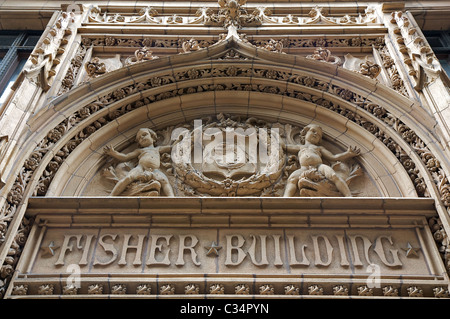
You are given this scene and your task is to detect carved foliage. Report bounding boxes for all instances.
[306,47,341,65]
[24,10,76,91]
[171,114,285,197]
[85,4,379,27]
[390,11,441,90]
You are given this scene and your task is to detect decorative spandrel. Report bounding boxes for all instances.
[101,115,364,197]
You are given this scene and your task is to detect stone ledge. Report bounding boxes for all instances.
[26,196,436,214]
[25,196,436,227]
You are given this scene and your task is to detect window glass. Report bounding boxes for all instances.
[24,35,41,47]
[424,31,450,77]
[0,35,18,46]
[440,59,450,77]
[0,59,27,106]
[0,32,41,108]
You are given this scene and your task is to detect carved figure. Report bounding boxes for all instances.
[283,124,360,197]
[103,128,174,196]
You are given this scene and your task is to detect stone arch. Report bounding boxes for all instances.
[2,36,450,286]
[46,93,413,198]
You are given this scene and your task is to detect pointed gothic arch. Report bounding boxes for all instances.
[2,35,450,298]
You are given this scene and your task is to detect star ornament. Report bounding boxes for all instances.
[205,242,222,257]
[41,241,60,258]
[402,242,420,258]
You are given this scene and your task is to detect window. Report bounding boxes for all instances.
[423,31,450,76]
[0,31,42,107]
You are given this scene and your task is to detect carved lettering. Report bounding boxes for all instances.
[118,234,146,266]
[311,235,333,267]
[373,236,402,267]
[176,235,201,266]
[146,234,172,266]
[45,231,411,271]
[272,234,283,266]
[224,234,246,266]
[55,235,86,266]
[93,234,118,266]
[335,235,350,267]
[348,235,373,267]
[287,235,310,266]
[247,235,269,266]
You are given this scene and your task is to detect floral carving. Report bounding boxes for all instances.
[333,285,349,296]
[59,44,87,95]
[258,39,283,53]
[284,285,299,295]
[85,57,106,78]
[111,284,127,295]
[407,286,423,297]
[62,285,78,295]
[308,285,323,295]
[306,6,378,25]
[382,286,399,297]
[429,216,450,271]
[136,284,152,295]
[125,47,158,65]
[357,285,373,296]
[433,287,449,298]
[37,284,54,295]
[306,47,341,65]
[11,285,28,296]
[359,58,382,79]
[259,284,275,295]
[185,284,200,294]
[208,0,261,28]
[160,284,175,295]
[209,284,225,294]
[87,284,103,295]
[235,284,250,295]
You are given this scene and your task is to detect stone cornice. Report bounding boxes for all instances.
[0,1,449,31]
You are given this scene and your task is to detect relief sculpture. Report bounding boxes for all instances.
[103,128,174,196]
[283,124,361,197]
[101,118,363,197]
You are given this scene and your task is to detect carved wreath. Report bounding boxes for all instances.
[172,114,285,196]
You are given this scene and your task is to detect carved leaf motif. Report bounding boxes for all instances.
[11,285,28,296]
[38,284,54,295]
[308,285,323,295]
[160,284,175,295]
[111,284,127,295]
[136,284,152,295]
[284,285,299,295]
[63,285,78,295]
[382,286,398,297]
[209,284,225,294]
[185,284,199,294]
[87,284,103,295]
[235,284,249,295]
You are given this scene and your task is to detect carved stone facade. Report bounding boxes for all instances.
[0,0,449,300]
